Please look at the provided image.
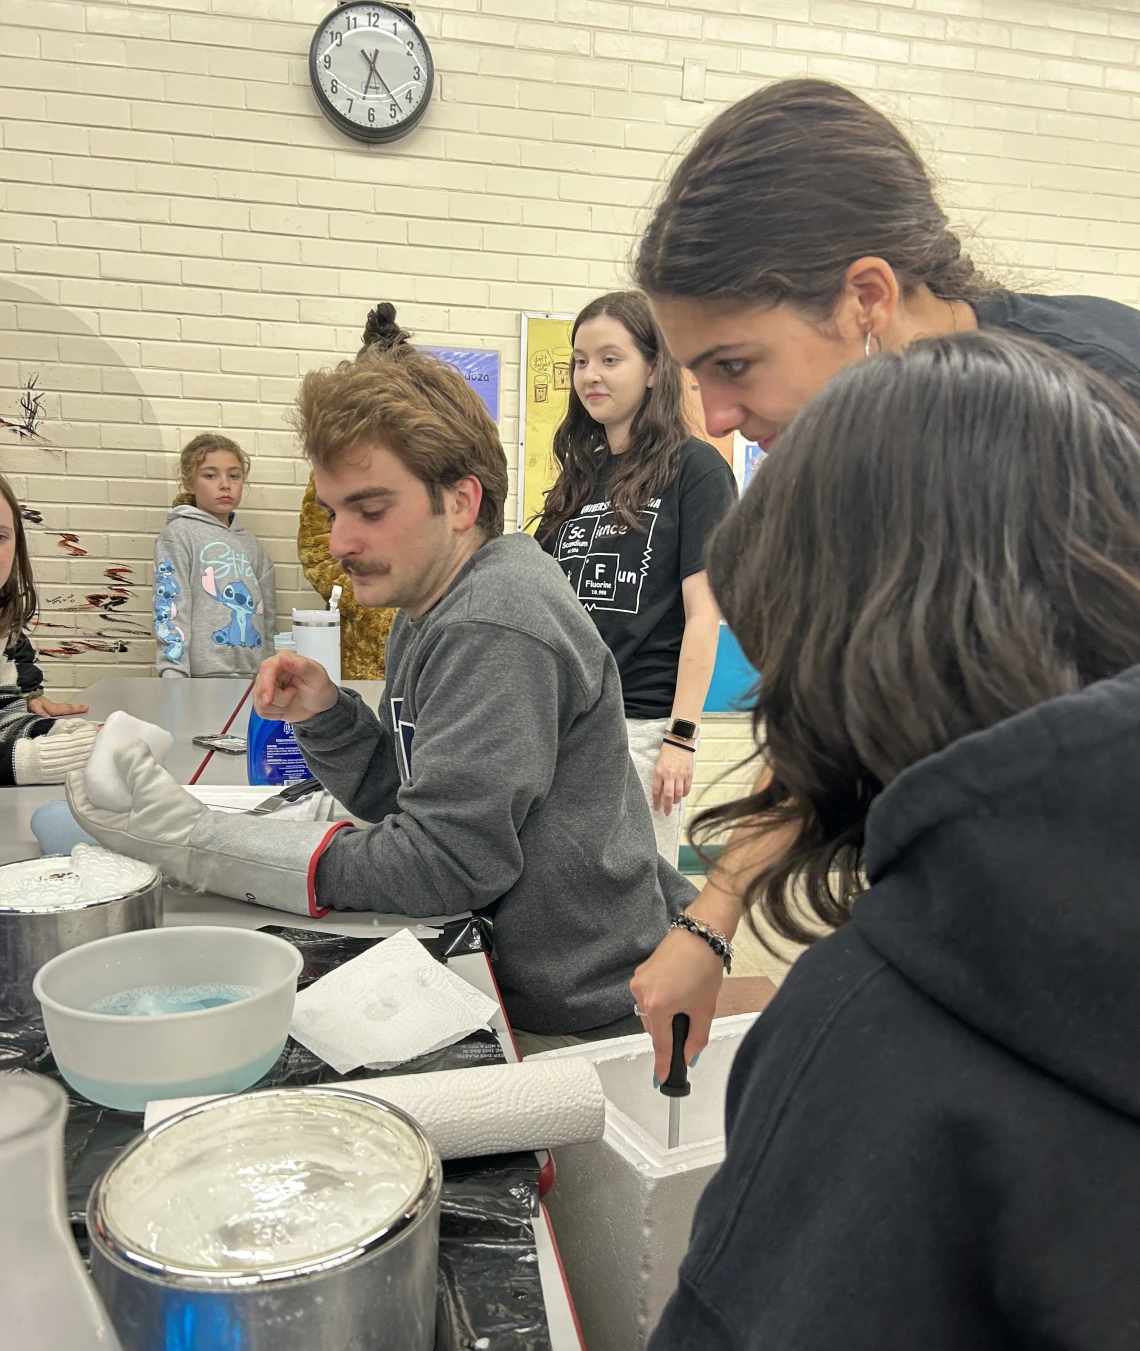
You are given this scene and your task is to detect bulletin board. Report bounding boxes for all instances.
[517,311,575,532]
[423,346,501,422]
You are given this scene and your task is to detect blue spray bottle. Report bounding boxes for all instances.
[246,632,313,787]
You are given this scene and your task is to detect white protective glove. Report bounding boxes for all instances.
[66,740,350,918]
[13,718,99,786]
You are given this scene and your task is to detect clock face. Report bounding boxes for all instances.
[308,2,434,144]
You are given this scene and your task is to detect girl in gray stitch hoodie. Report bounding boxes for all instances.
[153,434,276,679]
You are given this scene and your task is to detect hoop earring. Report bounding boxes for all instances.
[864,331,881,358]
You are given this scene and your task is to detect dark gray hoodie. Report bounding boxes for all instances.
[298,532,697,1034]
[153,505,276,678]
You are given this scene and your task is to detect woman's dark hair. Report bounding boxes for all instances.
[359,301,411,357]
[636,79,992,318]
[696,332,1140,949]
[535,291,689,539]
[0,473,37,637]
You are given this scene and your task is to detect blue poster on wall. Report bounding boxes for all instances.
[424,347,501,422]
[741,440,766,490]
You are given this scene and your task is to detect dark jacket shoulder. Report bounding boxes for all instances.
[973,289,1140,399]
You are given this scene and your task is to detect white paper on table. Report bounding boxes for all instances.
[289,928,500,1074]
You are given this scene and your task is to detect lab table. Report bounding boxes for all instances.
[0,675,583,1349]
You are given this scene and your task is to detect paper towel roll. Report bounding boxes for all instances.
[145,1058,606,1160]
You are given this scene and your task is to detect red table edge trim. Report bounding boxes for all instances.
[541,1201,587,1350]
[188,678,253,785]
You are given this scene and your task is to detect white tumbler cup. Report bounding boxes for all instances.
[292,609,341,682]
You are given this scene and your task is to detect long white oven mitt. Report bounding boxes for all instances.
[66,740,349,918]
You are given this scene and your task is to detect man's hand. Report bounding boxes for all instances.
[28,695,89,717]
[253,650,339,723]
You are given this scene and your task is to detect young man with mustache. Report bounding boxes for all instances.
[68,333,696,1049]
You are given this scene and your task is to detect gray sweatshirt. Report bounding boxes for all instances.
[299,532,697,1034]
[153,506,276,678]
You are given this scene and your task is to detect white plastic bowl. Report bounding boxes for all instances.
[33,926,303,1112]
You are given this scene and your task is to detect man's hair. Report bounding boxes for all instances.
[294,341,509,538]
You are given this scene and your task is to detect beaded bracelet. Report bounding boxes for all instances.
[669,912,734,974]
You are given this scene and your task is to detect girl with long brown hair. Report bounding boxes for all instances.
[535,292,736,862]
[632,76,1140,1079]
[651,331,1140,1349]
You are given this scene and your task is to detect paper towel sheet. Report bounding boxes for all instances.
[145,1058,606,1159]
[85,712,174,811]
[289,928,501,1074]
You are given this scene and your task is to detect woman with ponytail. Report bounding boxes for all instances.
[297,303,403,677]
[631,77,1140,1086]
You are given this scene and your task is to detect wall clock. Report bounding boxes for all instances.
[309,2,434,144]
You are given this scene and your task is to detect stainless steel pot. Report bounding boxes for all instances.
[0,856,162,1019]
[88,1086,442,1351]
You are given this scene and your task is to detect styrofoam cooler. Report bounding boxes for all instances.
[533,1013,759,1351]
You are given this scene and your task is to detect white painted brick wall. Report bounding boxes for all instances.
[2,0,1140,808]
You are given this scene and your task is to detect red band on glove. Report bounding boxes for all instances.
[307,821,353,917]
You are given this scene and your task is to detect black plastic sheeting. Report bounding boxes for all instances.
[0,917,553,1351]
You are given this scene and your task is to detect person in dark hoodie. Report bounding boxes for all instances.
[153,433,276,678]
[650,330,1140,1351]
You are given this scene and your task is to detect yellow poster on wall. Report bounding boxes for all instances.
[517,311,575,532]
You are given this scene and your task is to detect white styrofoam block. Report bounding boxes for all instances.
[144,1058,606,1160]
[533,1014,759,1351]
[84,712,174,812]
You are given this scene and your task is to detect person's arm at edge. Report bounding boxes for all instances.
[633,765,800,1081]
[654,570,720,815]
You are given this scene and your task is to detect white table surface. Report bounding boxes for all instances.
[0,676,582,1348]
[81,676,253,781]
[0,676,250,865]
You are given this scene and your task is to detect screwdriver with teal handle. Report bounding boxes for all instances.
[660,1012,691,1149]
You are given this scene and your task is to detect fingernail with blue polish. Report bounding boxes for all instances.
[652,1075,660,1090]
[689,1054,701,1068]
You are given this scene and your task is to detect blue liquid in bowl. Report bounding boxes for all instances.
[90,983,256,1017]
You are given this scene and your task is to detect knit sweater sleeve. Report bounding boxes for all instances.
[6,630,44,694]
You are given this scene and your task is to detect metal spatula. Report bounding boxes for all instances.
[246,777,323,816]
[660,1012,691,1149]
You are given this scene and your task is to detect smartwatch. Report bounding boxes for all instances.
[668,718,699,741]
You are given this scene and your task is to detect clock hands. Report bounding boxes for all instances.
[360,48,391,101]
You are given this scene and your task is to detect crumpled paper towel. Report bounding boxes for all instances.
[289,928,501,1074]
[144,1058,607,1159]
[84,712,174,811]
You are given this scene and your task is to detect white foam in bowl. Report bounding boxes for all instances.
[0,847,157,912]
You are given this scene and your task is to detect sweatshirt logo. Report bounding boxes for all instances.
[199,542,263,650]
[391,696,415,781]
[153,557,185,663]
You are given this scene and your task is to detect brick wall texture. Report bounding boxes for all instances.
[2,0,1140,804]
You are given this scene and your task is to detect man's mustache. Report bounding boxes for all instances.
[336,559,391,577]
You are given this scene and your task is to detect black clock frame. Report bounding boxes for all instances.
[308,0,435,145]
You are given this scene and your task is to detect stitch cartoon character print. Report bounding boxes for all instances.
[200,541,264,649]
[153,557,185,663]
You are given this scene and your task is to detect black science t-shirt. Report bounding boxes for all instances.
[972,290,1140,400]
[540,437,737,719]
